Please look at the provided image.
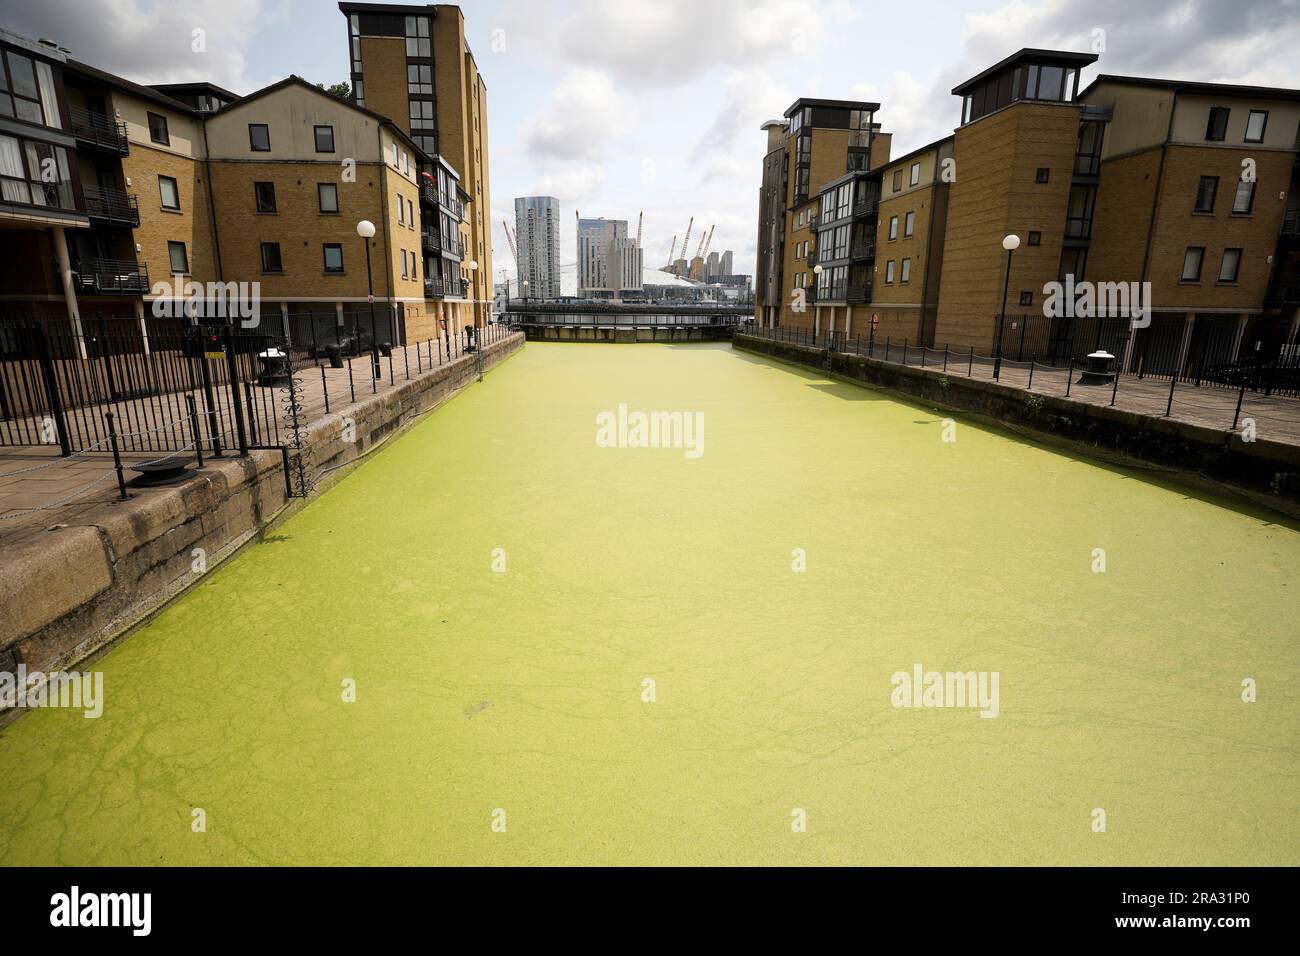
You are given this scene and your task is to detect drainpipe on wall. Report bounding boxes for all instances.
[1129,90,1180,374]
[201,121,224,284]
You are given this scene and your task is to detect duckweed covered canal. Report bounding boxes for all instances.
[1,342,1296,866]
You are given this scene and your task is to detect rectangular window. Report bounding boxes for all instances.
[1205,107,1229,142]
[167,240,189,274]
[909,162,920,186]
[904,211,915,237]
[158,175,179,210]
[1028,231,1042,246]
[888,216,898,240]
[885,259,895,283]
[254,181,276,213]
[313,125,335,153]
[398,196,405,224]
[260,242,282,273]
[1245,110,1268,143]
[892,169,902,192]
[1035,167,1050,183]
[323,243,344,273]
[248,123,270,151]
[147,111,169,145]
[1194,176,1218,213]
[318,182,339,213]
[1181,246,1204,281]
[900,258,911,283]
[401,249,408,277]
[1232,179,1255,214]
[1219,247,1241,283]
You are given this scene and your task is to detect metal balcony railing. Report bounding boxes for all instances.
[847,282,872,304]
[74,257,150,295]
[853,198,877,219]
[850,239,875,260]
[1282,210,1300,236]
[421,229,440,254]
[69,106,128,154]
[82,185,140,227]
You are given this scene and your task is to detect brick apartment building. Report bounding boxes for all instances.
[754,48,1300,371]
[0,2,492,347]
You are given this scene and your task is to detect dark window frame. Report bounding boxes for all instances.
[248,123,271,151]
[260,241,283,273]
[1035,167,1050,184]
[147,111,169,145]
[1244,110,1268,143]
[313,125,335,153]
[254,181,277,213]
[317,182,339,213]
[1019,291,1033,306]
[1027,231,1042,246]
[1194,175,1218,214]
[158,174,180,211]
[167,240,189,275]
[1218,247,1242,284]
[322,242,344,273]
[1232,178,1256,215]
[1181,246,1205,282]
[1205,107,1230,142]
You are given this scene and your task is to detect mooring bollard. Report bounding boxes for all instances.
[105,411,127,501]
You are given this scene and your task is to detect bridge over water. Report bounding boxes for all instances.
[501,299,752,342]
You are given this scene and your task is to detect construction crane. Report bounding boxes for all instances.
[502,218,518,266]
[700,224,715,261]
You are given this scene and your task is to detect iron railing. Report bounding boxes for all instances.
[82,185,140,227]
[68,106,129,154]
[74,258,150,295]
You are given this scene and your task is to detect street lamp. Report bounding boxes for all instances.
[994,233,1020,380]
[467,259,480,329]
[356,219,381,379]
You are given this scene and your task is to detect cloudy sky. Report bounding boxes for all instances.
[3,0,1299,280]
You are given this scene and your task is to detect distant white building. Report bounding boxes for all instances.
[514,196,561,300]
[577,217,643,295]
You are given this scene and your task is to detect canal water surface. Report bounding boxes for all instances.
[1,342,1296,865]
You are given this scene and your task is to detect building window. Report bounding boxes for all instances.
[1205,107,1230,142]
[401,249,408,278]
[1,52,61,127]
[1028,231,1042,246]
[318,182,339,213]
[260,242,282,273]
[313,125,335,153]
[900,258,911,283]
[248,123,270,151]
[1035,167,1050,183]
[1019,291,1033,306]
[903,211,915,238]
[254,181,276,213]
[1245,110,1268,143]
[158,175,179,211]
[885,259,895,284]
[1232,179,1256,214]
[407,64,433,95]
[323,243,344,273]
[167,240,189,274]
[1181,246,1204,281]
[909,162,920,186]
[0,134,73,207]
[888,216,898,240]
[147,112,169,145]
[1219,248,1242,283]
[892,169,902,192]
[1194,175,1218,213]
[397,196,405,224]
[405,15,431,57]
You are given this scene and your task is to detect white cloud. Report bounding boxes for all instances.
[521,68,629,162]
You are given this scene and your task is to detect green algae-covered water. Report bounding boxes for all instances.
[1,342,1296,866]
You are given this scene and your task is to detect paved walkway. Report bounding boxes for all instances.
[748,332,1300,446]
[0,327,515,545]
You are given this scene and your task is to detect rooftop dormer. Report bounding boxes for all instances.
[953,48,1098,126]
